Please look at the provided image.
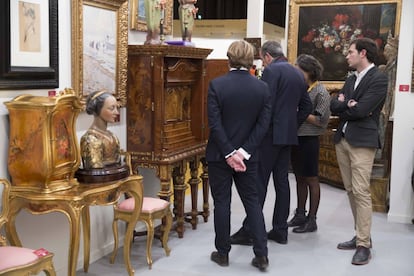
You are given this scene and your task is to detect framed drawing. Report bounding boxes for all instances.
[130,0,173,35]
[72,0,128,107]
[288,0,402,91]
[0,0,59,89]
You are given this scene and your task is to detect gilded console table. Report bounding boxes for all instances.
[5,175,143,276]
[127,45,212,237]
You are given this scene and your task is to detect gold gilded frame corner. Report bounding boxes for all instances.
[287,0,402,91]
[71,0,128,107]
[130,0,173,35]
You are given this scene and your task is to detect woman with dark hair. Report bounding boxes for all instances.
[288,54,331,233]
[80,91,121,169]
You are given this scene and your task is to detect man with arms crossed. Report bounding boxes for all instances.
[330,37,388,265]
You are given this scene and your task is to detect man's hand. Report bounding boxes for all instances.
[338,93,345,102]
[226,154,246,172]
[347,99,357,108]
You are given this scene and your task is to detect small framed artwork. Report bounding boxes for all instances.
[287,0,402,91]
[244,38,261,59]
[130,0,173,35]
[0,0,59,89]
[71,0,128,107]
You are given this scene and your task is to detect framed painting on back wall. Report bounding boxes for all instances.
[130,0,173,34]
[71,0,128,107]
[0,0,59,89]
[287,0,401,91]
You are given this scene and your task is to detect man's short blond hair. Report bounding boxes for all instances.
[227,40,254,69]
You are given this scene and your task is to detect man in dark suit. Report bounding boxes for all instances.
[331,38,387,265]
[231,41,312,245]
[206,40,272,271]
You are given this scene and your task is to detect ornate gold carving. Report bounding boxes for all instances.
[71,0,128,107]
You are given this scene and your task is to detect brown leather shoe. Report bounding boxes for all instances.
[210,251,229,267]
[352,246,371,265]
[251,256,269,271]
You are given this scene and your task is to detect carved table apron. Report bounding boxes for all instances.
[5,175,143,276]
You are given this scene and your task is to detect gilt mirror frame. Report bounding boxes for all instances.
[287,0,402,91]
[130,0,173,35]
[71,0,128,107]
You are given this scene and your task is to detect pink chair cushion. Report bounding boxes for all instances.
[118,197,169,213]
[0,246,40,271]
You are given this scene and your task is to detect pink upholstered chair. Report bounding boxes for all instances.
[0,178,56,276]
[111,195,172,271]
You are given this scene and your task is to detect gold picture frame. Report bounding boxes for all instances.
[287,0,402,91]
[71,0,128,107]
[130,0,173,35]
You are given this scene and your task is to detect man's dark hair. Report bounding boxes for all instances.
[351,38,379,64]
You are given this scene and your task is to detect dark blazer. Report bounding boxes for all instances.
[261,58,312,145]
[206,70,272,162]
[330,66,388,148]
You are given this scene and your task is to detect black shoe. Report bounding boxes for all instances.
[292,215,317,233]
[267,230,287,244]
[230,229,253,246]
[210,251,229,267]
[337,236,372,250]
[352,246,371,265]
[251,256,269,272]
[287,209,307,227]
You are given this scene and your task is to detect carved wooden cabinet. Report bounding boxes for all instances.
[127,45,212,237]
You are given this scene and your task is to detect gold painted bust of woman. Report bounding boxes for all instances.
[80,91,120,169]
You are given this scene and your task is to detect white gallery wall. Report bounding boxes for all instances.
[0,0,413,275]
[388,0,414,223]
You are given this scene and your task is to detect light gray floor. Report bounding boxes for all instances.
[78,174,414,276]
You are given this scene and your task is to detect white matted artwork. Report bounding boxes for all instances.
[10,0,50,67]
[82,5,116,95]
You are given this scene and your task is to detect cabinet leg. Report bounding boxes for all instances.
[173,162,187,238]
[188,158,201,229]
[200,157,210,223]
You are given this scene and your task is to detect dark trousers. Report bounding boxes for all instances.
[209,160,268,257]
[242,133,291,238]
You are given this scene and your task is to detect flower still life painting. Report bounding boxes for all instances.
[297,3,398,81]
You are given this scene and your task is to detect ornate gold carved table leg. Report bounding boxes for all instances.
[5,196,25,247]
[82,206,91,272]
